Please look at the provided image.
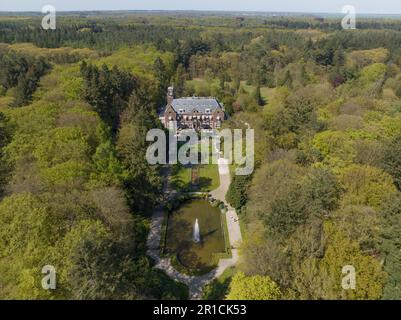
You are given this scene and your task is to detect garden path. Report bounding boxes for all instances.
[147,142,242,299]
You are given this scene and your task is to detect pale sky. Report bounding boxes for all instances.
[0,0,400,14]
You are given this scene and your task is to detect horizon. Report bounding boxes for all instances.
[1,0,401,15]
[1,8,401,17]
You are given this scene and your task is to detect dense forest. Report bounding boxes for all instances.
[1,12,401,300]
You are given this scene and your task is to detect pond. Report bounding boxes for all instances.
[165,199,226,273]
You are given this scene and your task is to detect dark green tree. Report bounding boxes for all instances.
[282,70,293,89]
[254,85,264,106]
[173,63,186,98]
[382,134,401,190]
[0,112,10,195]
[81,62,134,130]
[379,194,401,299]
[226,174,251,211]
[153,57,170,107]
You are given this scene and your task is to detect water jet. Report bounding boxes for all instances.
[193,218,200,243]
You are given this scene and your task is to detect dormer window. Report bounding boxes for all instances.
[205,108,211,114]
[179,109,184,113]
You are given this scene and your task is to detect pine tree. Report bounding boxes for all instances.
[254,85,264,106]
[282,70,293,89]
[173,64,186,97]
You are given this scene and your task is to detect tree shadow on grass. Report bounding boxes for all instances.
[171,177,192,192]
[197,177,212,190]
[202,272,234,300]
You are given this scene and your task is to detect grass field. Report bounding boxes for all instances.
[197,164,220,192]
[171,163,220,192]
[171,140,220,192]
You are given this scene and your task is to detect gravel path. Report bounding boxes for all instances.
[147,147,243,299]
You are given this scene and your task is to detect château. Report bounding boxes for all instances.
[161,87,225,131]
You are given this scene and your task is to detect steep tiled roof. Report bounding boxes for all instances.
[171,97,222,113]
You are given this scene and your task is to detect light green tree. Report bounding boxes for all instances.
[226,272,281,300]
[312,130,356,170]
[318,222,386,300]
[339,164,396,209]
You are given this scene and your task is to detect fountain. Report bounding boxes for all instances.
[165,200,225,272]
[193,218,201,243]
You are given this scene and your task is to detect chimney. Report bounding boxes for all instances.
[167,86,174,105]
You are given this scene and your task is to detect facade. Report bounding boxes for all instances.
[160,87,225,131]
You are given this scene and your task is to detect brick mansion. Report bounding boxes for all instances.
[160,87,225,131]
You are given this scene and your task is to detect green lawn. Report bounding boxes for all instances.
[171,164,191,191]
[186,78,220,96]
[171,141,220,192]
[198,164,220,192]
[240,81,272,106]
[171,163,220,192]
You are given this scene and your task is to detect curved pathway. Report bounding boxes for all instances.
[147,153,242,299]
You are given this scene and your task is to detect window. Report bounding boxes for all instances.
[205,108,211,114]
[179,109,184,113]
